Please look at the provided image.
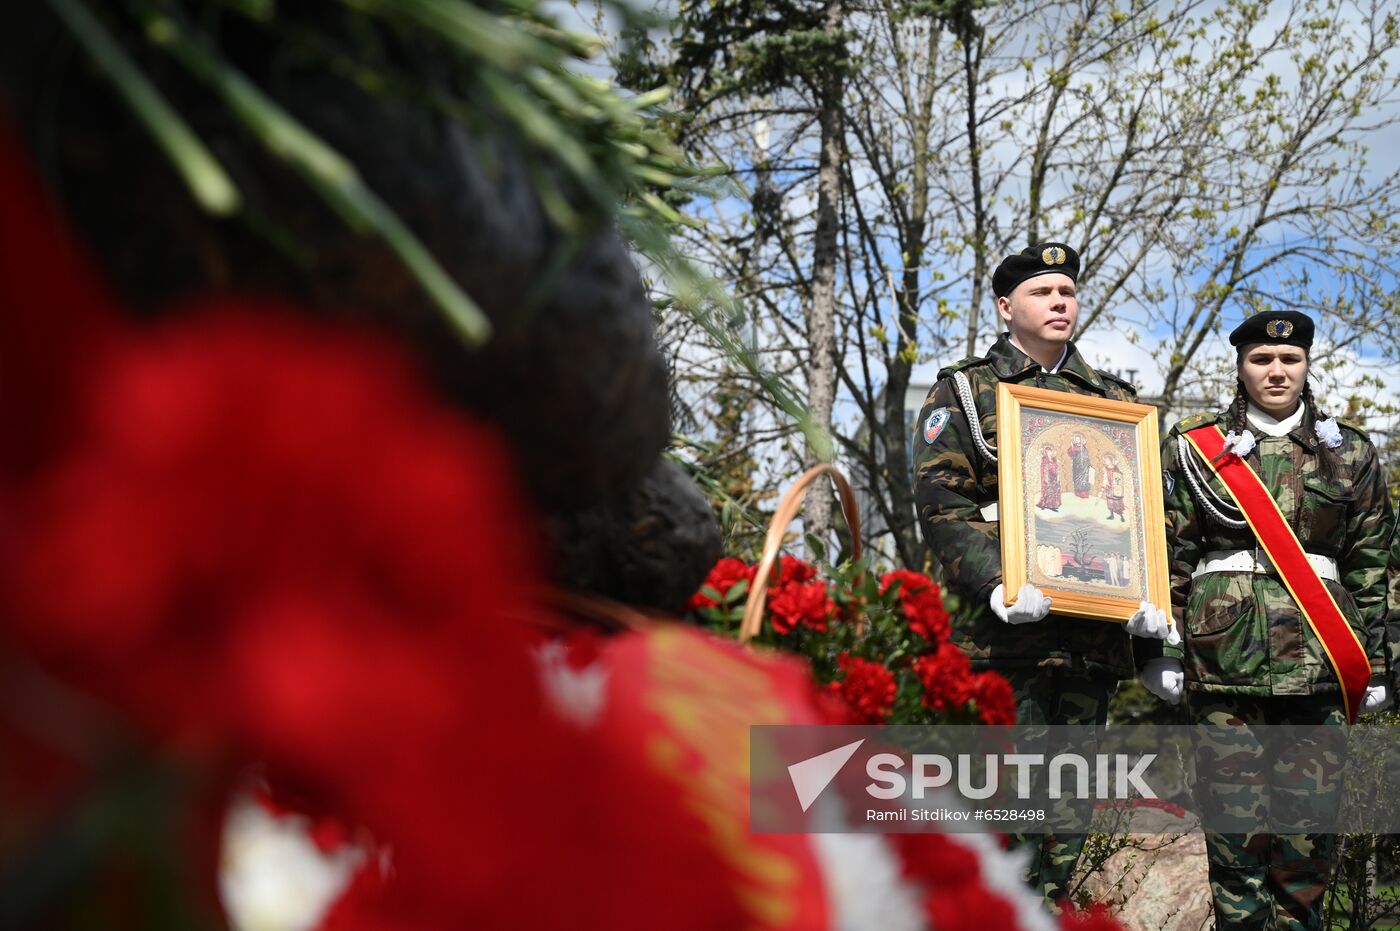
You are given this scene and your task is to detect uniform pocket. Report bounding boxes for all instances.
[1302,479,1352,549]
[1302,478,1352,502]
[1185,573,1254,637]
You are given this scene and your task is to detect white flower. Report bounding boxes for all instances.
[1223,428,1257,457]
[1315,417,1343,449]
[811,833,925,931]
[533,641,610,728]
[220,794,366,931]
[946,833,1059,931]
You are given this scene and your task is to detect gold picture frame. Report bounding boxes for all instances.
[995,382,1169,622]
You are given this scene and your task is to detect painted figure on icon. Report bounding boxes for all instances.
[1067,432,1092,498]
[1036,446,1062,512]
[1102,453,1126,522]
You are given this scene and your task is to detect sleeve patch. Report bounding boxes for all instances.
[923,407,952,445]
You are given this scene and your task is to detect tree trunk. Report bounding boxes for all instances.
[804,0,844,547]
[961,27,987,357]
[878,21,938,569]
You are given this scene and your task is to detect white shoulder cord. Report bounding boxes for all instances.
[1175,434,1248,529]
[952,370,997,464]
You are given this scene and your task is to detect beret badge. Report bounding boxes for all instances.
[1265,319,1294,339]
[1041,246,1067,265]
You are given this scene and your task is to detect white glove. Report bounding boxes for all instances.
[1124,601,1182,647]
[1140,658,1184,705]
[1363,680,1392,713]
[989,583,1052,625]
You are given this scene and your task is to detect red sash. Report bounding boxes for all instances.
[1184,425,1370,722]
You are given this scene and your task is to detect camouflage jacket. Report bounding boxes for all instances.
[1388,530,1400,692]
[911,333,1138,677]
[1152,407,1393,696]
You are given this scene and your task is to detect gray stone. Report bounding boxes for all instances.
[1077,821,1213,931]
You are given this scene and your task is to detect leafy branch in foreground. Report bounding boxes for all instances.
[46,0,823,457]
[45,0,710,347]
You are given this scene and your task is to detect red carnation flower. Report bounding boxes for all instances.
[826,653,896,724]
[925,880,1021,931]
[969,671,1017,725]
[768,580,835,634]
[774,554,818,586]
[686,557,755,611]
[891,833,1020,930]
[880,569,951,645]
[5,310,545,747]
[912,644,974,715]
[762,555,830,633]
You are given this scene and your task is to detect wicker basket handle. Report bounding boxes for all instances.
[738,464,863,643]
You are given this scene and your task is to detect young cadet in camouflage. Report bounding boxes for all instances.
[911,242,1176,904]
[1143,310,1394,931]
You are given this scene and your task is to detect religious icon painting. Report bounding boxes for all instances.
[995,382,1170,623]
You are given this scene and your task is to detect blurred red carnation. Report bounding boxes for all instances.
[969,671,1017,725]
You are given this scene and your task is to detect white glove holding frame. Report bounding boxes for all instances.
[1124,601,1181,647]
[989,582,1052,625]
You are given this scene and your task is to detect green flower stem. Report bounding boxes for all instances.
[46,0,241,216]
[144,7,492,346]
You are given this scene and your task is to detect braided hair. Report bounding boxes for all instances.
[1223,367,1339,481]
[1209,378,1253,467]
[1224,378,1250,438]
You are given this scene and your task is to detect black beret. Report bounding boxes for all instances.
[992,242,1080,298]
[1228,311,1314,351]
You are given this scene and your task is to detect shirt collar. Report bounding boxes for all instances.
[986,333,1103,389]
[1245,402,1305,438]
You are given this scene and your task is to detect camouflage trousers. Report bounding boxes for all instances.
[1187,694,1347,931]
[1001,667,1116,905]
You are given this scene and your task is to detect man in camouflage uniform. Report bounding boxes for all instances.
[911,242,1173,903]
[1389,528,1400,695]
[1143,310,1393,929]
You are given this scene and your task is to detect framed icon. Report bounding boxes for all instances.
[995,382,1170,622]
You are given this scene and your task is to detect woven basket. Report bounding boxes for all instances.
[737,463,864,643]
